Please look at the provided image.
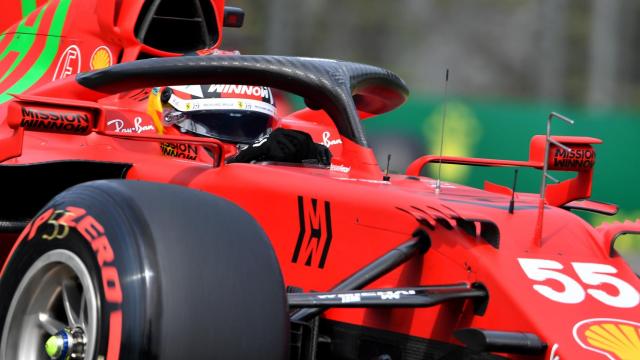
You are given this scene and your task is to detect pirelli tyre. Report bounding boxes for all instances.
[0,180,289,360]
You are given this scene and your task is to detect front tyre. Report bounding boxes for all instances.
[0,180,289,359]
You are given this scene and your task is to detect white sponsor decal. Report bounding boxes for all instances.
[316,290,416,303]
[518,258,640,308]
[316,294,361,303]
[208,85,272,100]
[53,45,82,80]
[168,95,276,116]
[171,85,203,98]
[549,343,560,360]
[322,131,342,148]
[359,290,417,300]
[329,164,351,173]
[107,117,155,133]
[340,294,361,303]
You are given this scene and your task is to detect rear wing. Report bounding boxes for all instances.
[407,134,602,207]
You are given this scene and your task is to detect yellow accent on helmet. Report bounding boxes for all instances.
[147,87,165,134]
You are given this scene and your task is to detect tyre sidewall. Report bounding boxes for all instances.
[0,192,153,360]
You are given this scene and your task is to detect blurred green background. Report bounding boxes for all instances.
[222,0,640,265]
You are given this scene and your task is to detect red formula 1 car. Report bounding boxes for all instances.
[1,1,640,360]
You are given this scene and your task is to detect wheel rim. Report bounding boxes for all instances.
[1,249,99,360]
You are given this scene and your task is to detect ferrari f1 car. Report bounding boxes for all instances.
[1,0,639,359]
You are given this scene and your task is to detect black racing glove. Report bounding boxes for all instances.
[227,128,332,165]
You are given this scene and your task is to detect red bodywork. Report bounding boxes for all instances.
[1,1,639,359]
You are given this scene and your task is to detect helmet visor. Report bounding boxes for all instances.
[167,110,273,144]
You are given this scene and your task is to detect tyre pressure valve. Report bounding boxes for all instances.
[45,327,86,360]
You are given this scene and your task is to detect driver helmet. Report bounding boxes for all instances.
[148,84,277,144]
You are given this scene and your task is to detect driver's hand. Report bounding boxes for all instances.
[227,128,332,165]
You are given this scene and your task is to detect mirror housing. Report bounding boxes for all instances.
[223,7,245,28]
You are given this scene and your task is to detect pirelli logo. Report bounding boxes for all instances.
[291,196,333,269]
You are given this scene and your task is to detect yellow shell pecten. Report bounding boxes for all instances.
[584,322,640,360]
[91,48,111,70]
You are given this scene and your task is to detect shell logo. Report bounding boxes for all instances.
[573,318,640,359]
[90,46,113,70]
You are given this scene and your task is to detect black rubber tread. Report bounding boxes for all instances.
[0,180,288,359]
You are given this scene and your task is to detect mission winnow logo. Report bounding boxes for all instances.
[291,196,333,269]
[20,107,91,134]
[552,147,595,170]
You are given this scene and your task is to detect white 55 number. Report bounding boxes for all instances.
[518,258,585,304]
[518,258,640,308]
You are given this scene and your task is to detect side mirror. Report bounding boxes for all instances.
[223,7,245,28]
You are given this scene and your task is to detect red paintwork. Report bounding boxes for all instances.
[598,220,640,257]
[407,135,602,207]
[563,200,618,216]
[1,2,640,359]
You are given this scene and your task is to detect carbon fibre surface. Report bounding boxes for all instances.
[75,55,409,146]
